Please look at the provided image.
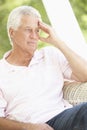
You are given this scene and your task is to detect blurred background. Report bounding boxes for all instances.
[0,0,87,58]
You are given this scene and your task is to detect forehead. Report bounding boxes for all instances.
[20,15,40,27]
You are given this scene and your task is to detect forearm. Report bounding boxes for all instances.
[55,40,87,82]
[0,118,53,130]
[0,118,28,130]
[39,21,87,82]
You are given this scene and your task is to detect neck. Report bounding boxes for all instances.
[6,50,34,66]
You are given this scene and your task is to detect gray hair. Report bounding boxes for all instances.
[7,5,41,45]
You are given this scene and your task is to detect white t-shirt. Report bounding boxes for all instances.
[0,46,72,123]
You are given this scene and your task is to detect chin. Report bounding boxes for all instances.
[28,48,36,56]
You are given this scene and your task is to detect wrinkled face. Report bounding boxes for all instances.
[10,15,40,55]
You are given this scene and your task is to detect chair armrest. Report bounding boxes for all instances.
[63,81,87,106]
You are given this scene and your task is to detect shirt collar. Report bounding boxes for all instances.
[3,49,44,67]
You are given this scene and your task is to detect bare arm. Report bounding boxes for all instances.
[0,117,53,130]
[39,22,87,82]
[0,118,25,130]
[56,41,87,82]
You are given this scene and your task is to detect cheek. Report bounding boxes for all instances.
[13,33,25,44]
[17,32,27,41]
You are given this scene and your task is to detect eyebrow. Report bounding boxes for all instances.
[25,26,39,30]
[25,26,31,28]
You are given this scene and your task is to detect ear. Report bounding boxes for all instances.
[9,28,15,39]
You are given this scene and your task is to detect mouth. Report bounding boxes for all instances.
[27,41,37,44]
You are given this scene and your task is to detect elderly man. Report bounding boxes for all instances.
[0,5,87,130]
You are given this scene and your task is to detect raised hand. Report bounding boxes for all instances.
[38,21,61,47]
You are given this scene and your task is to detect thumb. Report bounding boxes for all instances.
[39,36,47,43]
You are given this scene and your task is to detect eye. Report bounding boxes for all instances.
[25,28,31,32]
[36,29,40,33]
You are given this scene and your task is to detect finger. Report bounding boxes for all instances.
[38,22,50,34]
[39,36,47,42]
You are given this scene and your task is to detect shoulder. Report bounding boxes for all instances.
[42,45,58,52]
[40,46,65,59]
[0,50,11,68]
[40,45,59,54]
[0,59,6,73]
[0,59,5,66]
[38,46,66,66]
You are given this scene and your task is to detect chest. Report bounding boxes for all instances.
[0,62,64,102]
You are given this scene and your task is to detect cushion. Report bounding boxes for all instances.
[63,81,87,106]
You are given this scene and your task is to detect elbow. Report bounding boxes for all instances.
[79,73,87,82]
[81,78,87,82]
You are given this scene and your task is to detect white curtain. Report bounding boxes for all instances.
[42,0,87,59]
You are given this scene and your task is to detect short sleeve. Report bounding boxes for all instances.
[47,46,72,80]
[57,50,72,80]
[43,46,72,80]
